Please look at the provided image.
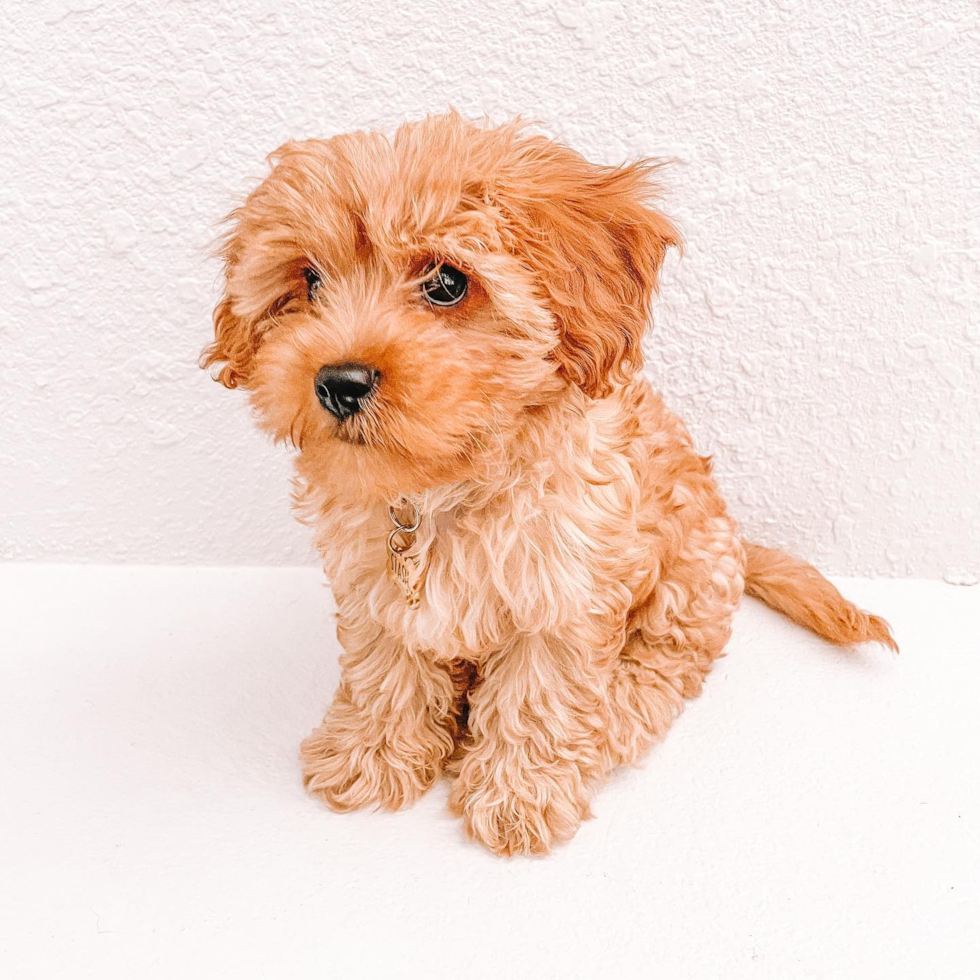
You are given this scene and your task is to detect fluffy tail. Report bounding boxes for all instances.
[744,542,898,651]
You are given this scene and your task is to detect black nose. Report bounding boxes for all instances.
[314,363,379,421]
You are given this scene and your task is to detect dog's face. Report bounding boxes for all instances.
[202,114,678,496]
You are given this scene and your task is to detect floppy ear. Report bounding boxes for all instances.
[200,206,263,390]
[202,299,248,390]
[200,140,322,390]
[497,139,680,397]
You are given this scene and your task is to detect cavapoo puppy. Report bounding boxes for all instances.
[202,112,896,856]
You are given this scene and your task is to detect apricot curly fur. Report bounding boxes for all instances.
[202,112,897,856]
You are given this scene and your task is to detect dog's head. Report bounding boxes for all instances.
[202,113,679,496]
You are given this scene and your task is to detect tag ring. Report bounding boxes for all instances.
[388,500,421,533]
[387,527,411,554]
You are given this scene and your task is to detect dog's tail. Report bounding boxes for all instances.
[743,542,898,651]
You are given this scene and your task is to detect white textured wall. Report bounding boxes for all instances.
[2,0,978,577]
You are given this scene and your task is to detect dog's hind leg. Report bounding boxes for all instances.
[605,517,745,766]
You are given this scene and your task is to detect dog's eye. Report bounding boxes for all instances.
[303,267,322,300]
[421,264,467,307]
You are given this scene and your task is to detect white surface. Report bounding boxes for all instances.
[2,566,977,979]
[2,1,979,576]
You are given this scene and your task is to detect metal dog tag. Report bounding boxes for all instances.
[387,536,425,609]
[386,500,425,609]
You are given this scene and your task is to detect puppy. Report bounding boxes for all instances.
[202,112,896,855]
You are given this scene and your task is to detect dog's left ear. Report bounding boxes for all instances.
[498,138,680,398]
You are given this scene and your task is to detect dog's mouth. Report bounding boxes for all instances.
[336,420,368,446]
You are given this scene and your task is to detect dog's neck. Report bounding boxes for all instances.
[395,388,603,516]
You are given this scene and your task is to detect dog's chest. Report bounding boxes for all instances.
[394,509,571,659]
[319,437,646,660]
[341,494,635,661]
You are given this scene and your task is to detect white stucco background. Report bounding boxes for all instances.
[2,0,978,576]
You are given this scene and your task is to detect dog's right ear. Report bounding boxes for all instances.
[200,214,255,390]
[200,294,252,390]
[201,139,319,390]
[201,138,345,389]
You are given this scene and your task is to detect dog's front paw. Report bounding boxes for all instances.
[301,717,442,812]
[449,755,591,856]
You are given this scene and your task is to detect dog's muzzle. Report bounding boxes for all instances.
[314,363,379,421]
